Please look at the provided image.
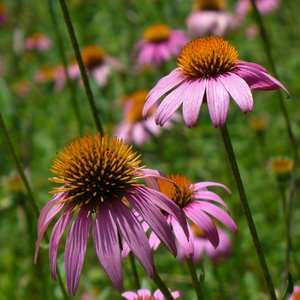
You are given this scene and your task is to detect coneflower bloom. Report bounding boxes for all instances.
[178,223,232,265]
[123,174,237,259]
[235,0,280,21]
[68,45,124,87]
[25,33,53,51]
[113,90,179,146]
[35,133,188,296]
[187,0,237,38]
[133,23,189,66]
[143,36,289,128]
[0,2,8,24]
[122,288,185,300]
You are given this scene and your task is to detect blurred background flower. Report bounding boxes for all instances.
[24,33,53,51]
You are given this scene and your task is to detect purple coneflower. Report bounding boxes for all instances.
[178,223,232,265]
[68,45,124,87]
[187,0,238,38]
[25,33,53,51]
[143,36,289,128]
[35,133,188,296]
[133,23,189,66]
[123,174,237,260]
[122,288,185,300]
[113,90,179,146]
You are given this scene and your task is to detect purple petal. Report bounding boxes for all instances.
[171,291,186,298]
[206,77,230,128]
[35,201,67,264]
[93,202,123,292]
[143,68,185,119]
[193,181,232,195]
[237,61,269,73]
[49,202,75,281]
[137,289,152,298]
[122,291,138,300]
[219,73,253,113]
[109,199,155,278]
[171,217,194,259]
[184,203,219,247]
[125,187,177,256]
[191,201,237,235]
[234,64,290,98]
[65,205,92,296]
[192,190,230,211]
[182,79,206,128]
[149,231,161,251]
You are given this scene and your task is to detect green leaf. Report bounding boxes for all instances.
[282,273,294,300]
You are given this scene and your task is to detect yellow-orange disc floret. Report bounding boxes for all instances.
[144,24,171,43]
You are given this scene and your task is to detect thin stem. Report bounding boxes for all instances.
[185,257,205,300]
[152,273,175,300]
[128,252,140,290]
[58,0,104,136]
[219,123,277,300]
[47,0,83,135]
[249,0,299,169]
[0,109,39,218]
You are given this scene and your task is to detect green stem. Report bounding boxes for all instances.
[152,273,175,300]
[219,123,277,300]
[185,257,205,300]
[0,109,39,218]
[58,0,104,136]
[47,0,83,135]
[249,0,299,169]
[128,252,140,290]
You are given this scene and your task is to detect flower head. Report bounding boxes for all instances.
[123,174,237,260]
[269,157,293,186]
[68,45,124,87]
[113,90,179,146]
[133,23,189,66]
[178,223,232,265]
[143,36,289,128]
[0,2,8,24]
[122,288,185,300]
[35,133,188,295]
[289,286,300,300]
[25,33,53,51]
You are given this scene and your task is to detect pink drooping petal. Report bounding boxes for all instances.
[109,199,155,278]
[122,291,139,300]
[206,77,230,128]
[182,78,206,128]
[192,237,205,264]
[92,65,111,87]
[237,61,269,73]
[35,199,67,264]
[132,186,188,237]
[137,289,152,298]
[219,73,253,113]
[155,80,192,126]
[184,203,219,247]
[171,217,194,259]
[65,206,92,296]
[149,230,161,251]
[193,190,230,211]
[191,201,237,235]
[193,182,232,195]
[49,202,75,281]
[234,64,290,97]
[143,69,185,119]
[132,122,150,146]
[216,229,232,260]
[125,187,177,256]
[138,43,157,65]
[93,202,123,292]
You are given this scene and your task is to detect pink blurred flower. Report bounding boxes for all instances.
[187,0,237,37]
[290,286,300,300]
[12,81,32,98]
[35,133,188,296]
[25,33,53,51]
[235,0,280,20]
[113,90,180,146]
[68,45,123,87]
[133,23,189,66]
[0,2,8,24]
[178,223,232,265]
[143,36,289,128]
[122,288,185,300]
[123,174,237,260]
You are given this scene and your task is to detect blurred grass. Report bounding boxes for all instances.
[1,0,300,299]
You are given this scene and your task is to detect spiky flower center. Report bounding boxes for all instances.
[156,174,195,208]
[270,157,293,175]
[81,45,106,69]
[177,36,239,79]
[29,32,44,40]
[144,24,171,43]
[50,133,143,212]
[193,0,225,11]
